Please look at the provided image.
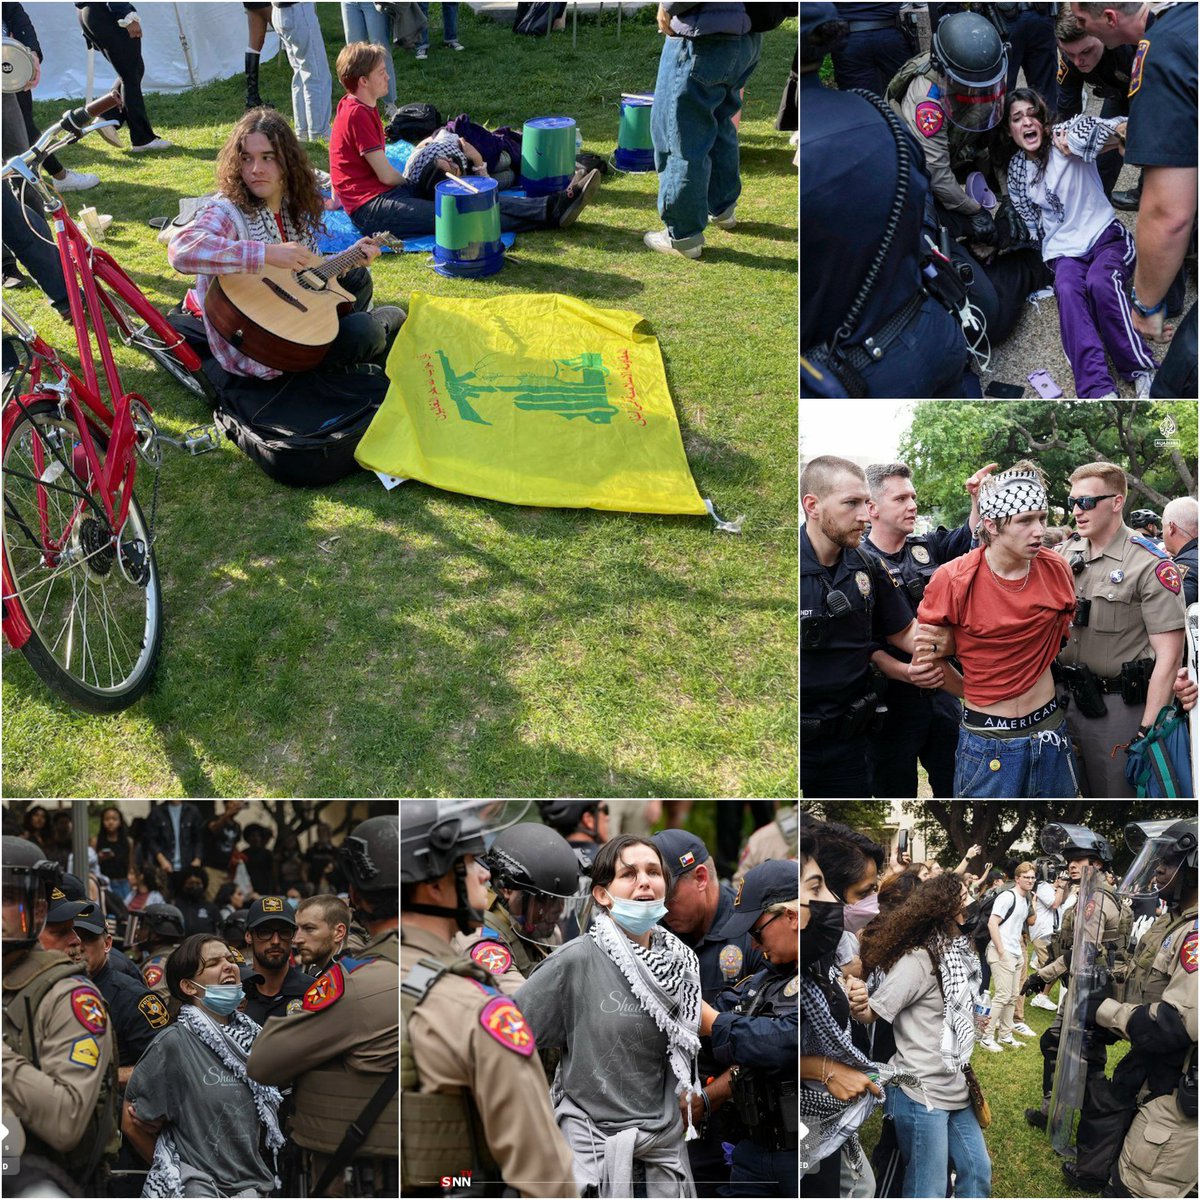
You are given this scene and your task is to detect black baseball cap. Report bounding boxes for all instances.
[245,896,297,931]
[48,873,97,926]
[715,860,799,940]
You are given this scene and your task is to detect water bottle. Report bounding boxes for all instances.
[973,990,991,1036]
[575,128,583,154]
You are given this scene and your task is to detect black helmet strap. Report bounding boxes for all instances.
[404,858,483,935]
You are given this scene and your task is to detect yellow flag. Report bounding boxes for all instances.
[354,293,709,516]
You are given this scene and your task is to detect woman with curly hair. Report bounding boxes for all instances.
[168,107,404,381]
[849,872,991,1199]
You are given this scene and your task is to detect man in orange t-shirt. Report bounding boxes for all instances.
[915,462,1080,797]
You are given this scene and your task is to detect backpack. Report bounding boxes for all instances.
[166,310,388,488]
[386,102,443,145]
[970,884,1028,954]
[747,3,797,34]
[513,3,566,36]
[1124,704,1195,797]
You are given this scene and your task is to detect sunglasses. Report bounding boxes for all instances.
[750,912,785,943]
[1067,493,1118,512]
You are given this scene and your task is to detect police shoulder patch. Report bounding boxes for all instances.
[479,995,536,1057]
[229,947,245,964]
[69,1035,101,1070]
[1057,50,1068,85]
[469,940,514,976]
[70,987,108,1033]
[143,966,163,988]
[914,99,944,138]
[1129,38,1148,97]
[1154,560,1181,594]
[138,993,169,1029]
[1181,930,1197,974]
[302,963,346,1012]
[784,975,800,996]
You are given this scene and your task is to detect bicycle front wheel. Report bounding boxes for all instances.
[3,399,163,713]
[102,288,215,402]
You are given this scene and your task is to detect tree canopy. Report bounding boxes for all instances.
[898,401,1197,526]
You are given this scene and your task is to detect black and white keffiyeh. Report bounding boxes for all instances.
[934,935,982,1072]
[977,468,1047,521]
[589,911,703,1140]
[142,1006,284,1198]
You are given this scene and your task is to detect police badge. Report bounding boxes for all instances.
[855,570,871,599]
[911,545,930,564]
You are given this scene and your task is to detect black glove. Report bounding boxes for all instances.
[1083,990,1108,1028]
[993,198,1038,253]
[1022,974,1045,996]
[969,209,997,245]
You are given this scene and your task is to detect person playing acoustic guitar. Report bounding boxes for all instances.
[168,107,404,381]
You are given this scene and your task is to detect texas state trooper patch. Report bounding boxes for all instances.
[1154,560,1181,593]
[302,963,345,1011]
[719,944,744,981]
[469,940,514,976]
[914,100,944,137]
[1181,931,1197,974]
[143,966,163,988]
[71,987,108,1033]
[138,993,169,1029]
[479,996,535,1056]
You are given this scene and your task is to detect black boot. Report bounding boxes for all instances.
[1025,1093,1050,1129]
[1063,1162,1106,1194]
[1110,187,1141,211]
[245,51,267,110]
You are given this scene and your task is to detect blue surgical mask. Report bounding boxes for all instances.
[602,888,668,935]
[286,898,299,914]
[193,981,245,1015]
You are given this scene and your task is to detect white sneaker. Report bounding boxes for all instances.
[53,169,100,192]
[643,228,703,258]
[415,46,428,60]
[444,39,465,51]
[1011,1022,1037,1037]
[130,138,172,153]
[999,1035,1026,1047]
[709,202,737,230]
[1133,370,1155,398]
[979,1038,1004,1052]
[1031,994,1057,1010]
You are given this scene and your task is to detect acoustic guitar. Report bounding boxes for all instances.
[205,233,403,372]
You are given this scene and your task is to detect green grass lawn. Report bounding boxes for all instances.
[857,984,1130,1198]
[3,6,798,798]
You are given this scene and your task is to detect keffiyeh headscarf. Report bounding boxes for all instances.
[977,467,1047,522]
[142,1005,284,1198]
[589,910,704,1139]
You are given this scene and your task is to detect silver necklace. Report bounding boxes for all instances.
[985,549,1032,592]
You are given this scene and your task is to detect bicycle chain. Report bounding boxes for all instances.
[145,458,162,549]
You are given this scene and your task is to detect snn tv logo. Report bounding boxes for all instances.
[440,1171,472,1188]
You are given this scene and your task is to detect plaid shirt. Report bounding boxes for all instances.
[168,198,317,380]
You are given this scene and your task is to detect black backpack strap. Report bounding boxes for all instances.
[312,1068,400,1196]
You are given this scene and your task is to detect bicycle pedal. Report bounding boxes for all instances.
[182,423,222,455]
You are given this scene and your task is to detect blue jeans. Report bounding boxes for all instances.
[417,2,459,48]
[273,1,333,140]
[350,184,553,239]
[340,2,396,104]
[651,32,762,243]
[953,721,1081,797]
[887,1087,991,1199]
[721,1138,799,1197]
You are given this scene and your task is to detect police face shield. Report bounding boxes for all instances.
[2,865,50,944]
[507,887,583,946]
[1117,823,1194,900]
[940,71,1007,131]
[930,13,1008,133]
[400,801,533,870]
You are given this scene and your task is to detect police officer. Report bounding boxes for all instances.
[1071,0,1198,398]
[830,2,917,95]
[1162,497,1198,607]
[801,4,975,398]
[997,2,1059,104]
[801,455,923,797]
[1053,463,1187,796]
[1129,509,1165,550]
[1053,5,1135,202]
[453,820,581,993]
[55,871,144,985]
[1022,825,1122,1131]
[240,896,311,1025]
[248,815,401,1196]
[888,9,1048,347]
[129,903,186,1000]
[704,860,799,1198]
[734,805,798,883]
[862,460,991,797]
[1064,819,1197,1192]
[535,800,609,869]
[652,829,765,1192]
[1089,818,1198,1198]
[2,836,117,1190]
[388,802,578,1197]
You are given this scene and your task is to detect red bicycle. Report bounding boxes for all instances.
[3,89,219,712]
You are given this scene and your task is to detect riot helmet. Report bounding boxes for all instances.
[535,801,603,837]
[340,813,399,921]
[401,802,530,934]
[125,902,186,948]
[1129,509,1162,532]
[1118,819,1198,909]
[2,835,62,949]
[930,11,1008,132]
[480,822,583,946]
[1039,823,1113,866]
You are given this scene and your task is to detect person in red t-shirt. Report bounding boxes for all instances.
[915,461,1082,798]
[328,41,601,241]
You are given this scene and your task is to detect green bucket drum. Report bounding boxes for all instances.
[615,94,654,172]
[434,175,504,278]
[520,116,577,196]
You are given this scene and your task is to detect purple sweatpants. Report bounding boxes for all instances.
[1050,219,1158,397]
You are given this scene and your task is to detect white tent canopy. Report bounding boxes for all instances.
[29,2,278,100]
